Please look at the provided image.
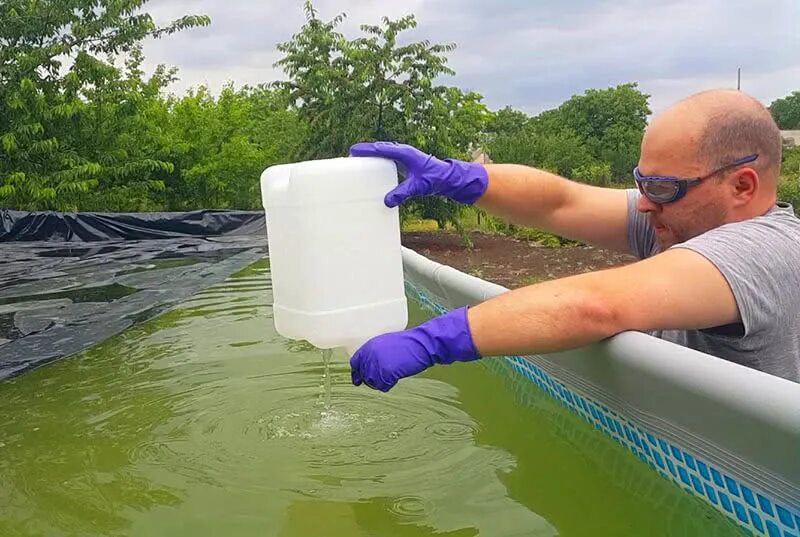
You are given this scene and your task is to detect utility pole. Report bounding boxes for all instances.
[737,68,741,90]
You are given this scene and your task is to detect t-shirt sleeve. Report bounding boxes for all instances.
[625,189,656,259]
[668,220,792,338]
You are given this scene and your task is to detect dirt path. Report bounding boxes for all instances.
[401,231,635,289]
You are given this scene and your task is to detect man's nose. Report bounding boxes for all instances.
[636,193,661,213]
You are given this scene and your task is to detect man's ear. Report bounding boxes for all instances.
[729,167,759,206]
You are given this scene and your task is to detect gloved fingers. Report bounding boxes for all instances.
[349,141,419,167]
[364,375,378,390]
[376,369,397,392]
[354,353,397,392]
[384,177,427,207]
[350,353,363,386]
[364,372,395,393]
[351,369,363,387]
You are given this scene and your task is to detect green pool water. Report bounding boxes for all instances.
[0,259,745,536]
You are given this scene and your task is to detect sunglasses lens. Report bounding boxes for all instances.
[641,181,678,203]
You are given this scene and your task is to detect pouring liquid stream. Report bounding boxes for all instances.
[322,348,332,411]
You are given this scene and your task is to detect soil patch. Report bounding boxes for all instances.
[401,231,635,289]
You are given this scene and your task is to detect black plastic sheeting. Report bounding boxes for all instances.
[0,210,267,380]
[1,208,265,242]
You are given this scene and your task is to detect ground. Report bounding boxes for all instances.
[401,231,635,289]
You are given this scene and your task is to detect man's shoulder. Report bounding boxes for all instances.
[671,206,800,283]
[699,205,800,245]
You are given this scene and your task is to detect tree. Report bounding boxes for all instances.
[0,0,209,210]
[63,47,179,211]
[486,107,529,137]
[778,145,800,214]
[487,83,649,185]
[163,84,305,210]
[770,91,800,130]
[545,83,650,179]
[273,2,351,160]
[275,2,458,158]
[484,109,534,165]
[275,2,489,231]
[488,124,595,178]
[419,88,491,158]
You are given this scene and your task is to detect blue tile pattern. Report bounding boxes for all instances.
[405,280,800,537]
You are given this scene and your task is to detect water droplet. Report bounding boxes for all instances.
[387,431,399,439]
[0,442,5,448]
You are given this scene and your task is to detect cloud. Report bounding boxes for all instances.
[140,0,800,115]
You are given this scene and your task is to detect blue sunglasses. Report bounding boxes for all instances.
[633,154,759,204]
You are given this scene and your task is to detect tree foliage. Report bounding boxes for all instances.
[770,91,800,130]
[274,2,488,229]
[163,84,305,210]
[487,83,650,185]
[772,92,800,211]
[779,145,800,213]
[0,0,209,210]
[7,0,784,223]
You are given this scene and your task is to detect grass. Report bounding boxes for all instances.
[400,218,441,232]
[517,274,548,286]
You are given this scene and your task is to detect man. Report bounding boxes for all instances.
[347,89,800,391]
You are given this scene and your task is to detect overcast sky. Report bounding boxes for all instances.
[141,0,800,116]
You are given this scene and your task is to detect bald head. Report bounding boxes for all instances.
[637,90,783,247]
[656,89,783,183]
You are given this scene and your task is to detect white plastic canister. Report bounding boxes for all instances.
[260,157,408,352]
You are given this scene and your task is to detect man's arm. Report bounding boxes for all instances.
[478,164,630,253]
[348,142,631,253]
[467,248,739,357]
[348,247,741,392]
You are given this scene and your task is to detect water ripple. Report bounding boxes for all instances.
[390,495,428,519]
[0,261,561,537]
[425,420,477,441]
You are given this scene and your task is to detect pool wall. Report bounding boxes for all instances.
[402,247,800,537]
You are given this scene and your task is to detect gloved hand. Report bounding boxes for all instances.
[350,306,481,392]
[348,141,489,207]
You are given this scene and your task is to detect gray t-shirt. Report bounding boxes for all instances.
[626,189,800,383]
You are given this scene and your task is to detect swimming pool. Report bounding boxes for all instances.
[403,247,800,537]
[0,258,747,536]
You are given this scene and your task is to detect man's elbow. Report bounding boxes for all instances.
[534,290,624,353]
[576,289,628,342]
[565,267,649,341]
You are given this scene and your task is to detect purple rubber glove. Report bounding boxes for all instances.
[348,141,489,207]
[350,306,481,392]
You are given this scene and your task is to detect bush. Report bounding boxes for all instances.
[510,226,581,247]
[778,176,800,215]
[571,162,612,187]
